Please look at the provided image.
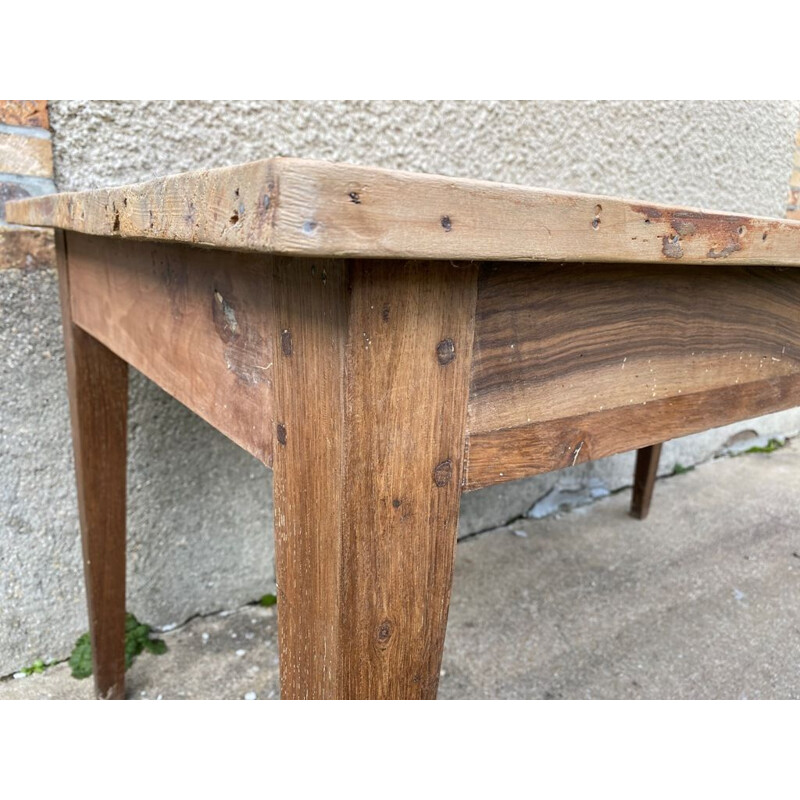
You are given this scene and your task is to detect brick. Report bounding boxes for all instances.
[0,101,49,129]
[787,208,800,221]
[0,132,53,178]
[0,226,55,269]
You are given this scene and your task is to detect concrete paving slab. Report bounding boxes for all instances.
[2,442,798,700]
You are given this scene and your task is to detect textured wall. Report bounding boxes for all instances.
[2,101,799,676]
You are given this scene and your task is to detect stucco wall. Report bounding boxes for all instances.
[2,100,799,676]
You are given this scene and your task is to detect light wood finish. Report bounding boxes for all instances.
[64,232,274,464]
[8,158,800,266]
[630,443,663,520]
[271,257,478,698]
[464,261,800,490]
[56,232,128,699]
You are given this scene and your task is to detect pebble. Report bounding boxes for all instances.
[201,632,209,643]
[244,692,257,700]
[235,649,246,657]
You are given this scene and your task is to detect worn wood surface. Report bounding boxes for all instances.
[8,158,800,266]
[465,262,800,490]
[56,231,128,699]
[630,443,663,520]
[466,374,800,490]
[271,257,478,698]
[64,232,274,464]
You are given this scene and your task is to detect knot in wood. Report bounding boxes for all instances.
[436,338,456,365]
[433,459,453,487]
[376,620,393,645]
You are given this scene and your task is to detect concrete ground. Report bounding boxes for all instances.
[2,441,799,700]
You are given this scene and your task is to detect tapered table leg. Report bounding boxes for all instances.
[56,232,128,699]
[630,442,663,520]
[271,257,478,699]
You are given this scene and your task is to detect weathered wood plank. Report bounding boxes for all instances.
[468,262,800,437]
[8,158,800,266]
[57,231,128,699]
[271,257,478,699]
[65,232,274,464]
[465,373,800,490]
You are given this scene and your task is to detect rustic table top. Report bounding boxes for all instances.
[7,158,800,266]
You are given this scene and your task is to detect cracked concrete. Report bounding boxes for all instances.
[3,439,798,700]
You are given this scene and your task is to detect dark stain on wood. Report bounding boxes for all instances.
[376,620,393,647]
[281,329,293,356]
[661,234,683,259]
[433,459,453,487]
[632,205,754,261]
[441,215,452,232]
[276,422,287,446]
[708,241,743,259]
[436,338,456,365]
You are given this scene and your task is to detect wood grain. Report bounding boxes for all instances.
[630,443,663,520]
[465,373,800,490]
[8,158,800,266]
[64,232,274,464]
[468,262,800,437]
[56,231,128,699]
[271,257,478,699]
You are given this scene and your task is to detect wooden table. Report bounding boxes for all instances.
[8,159,800,699]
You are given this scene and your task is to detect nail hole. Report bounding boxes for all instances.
[349,191,361,204]
[441,216,452,232]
